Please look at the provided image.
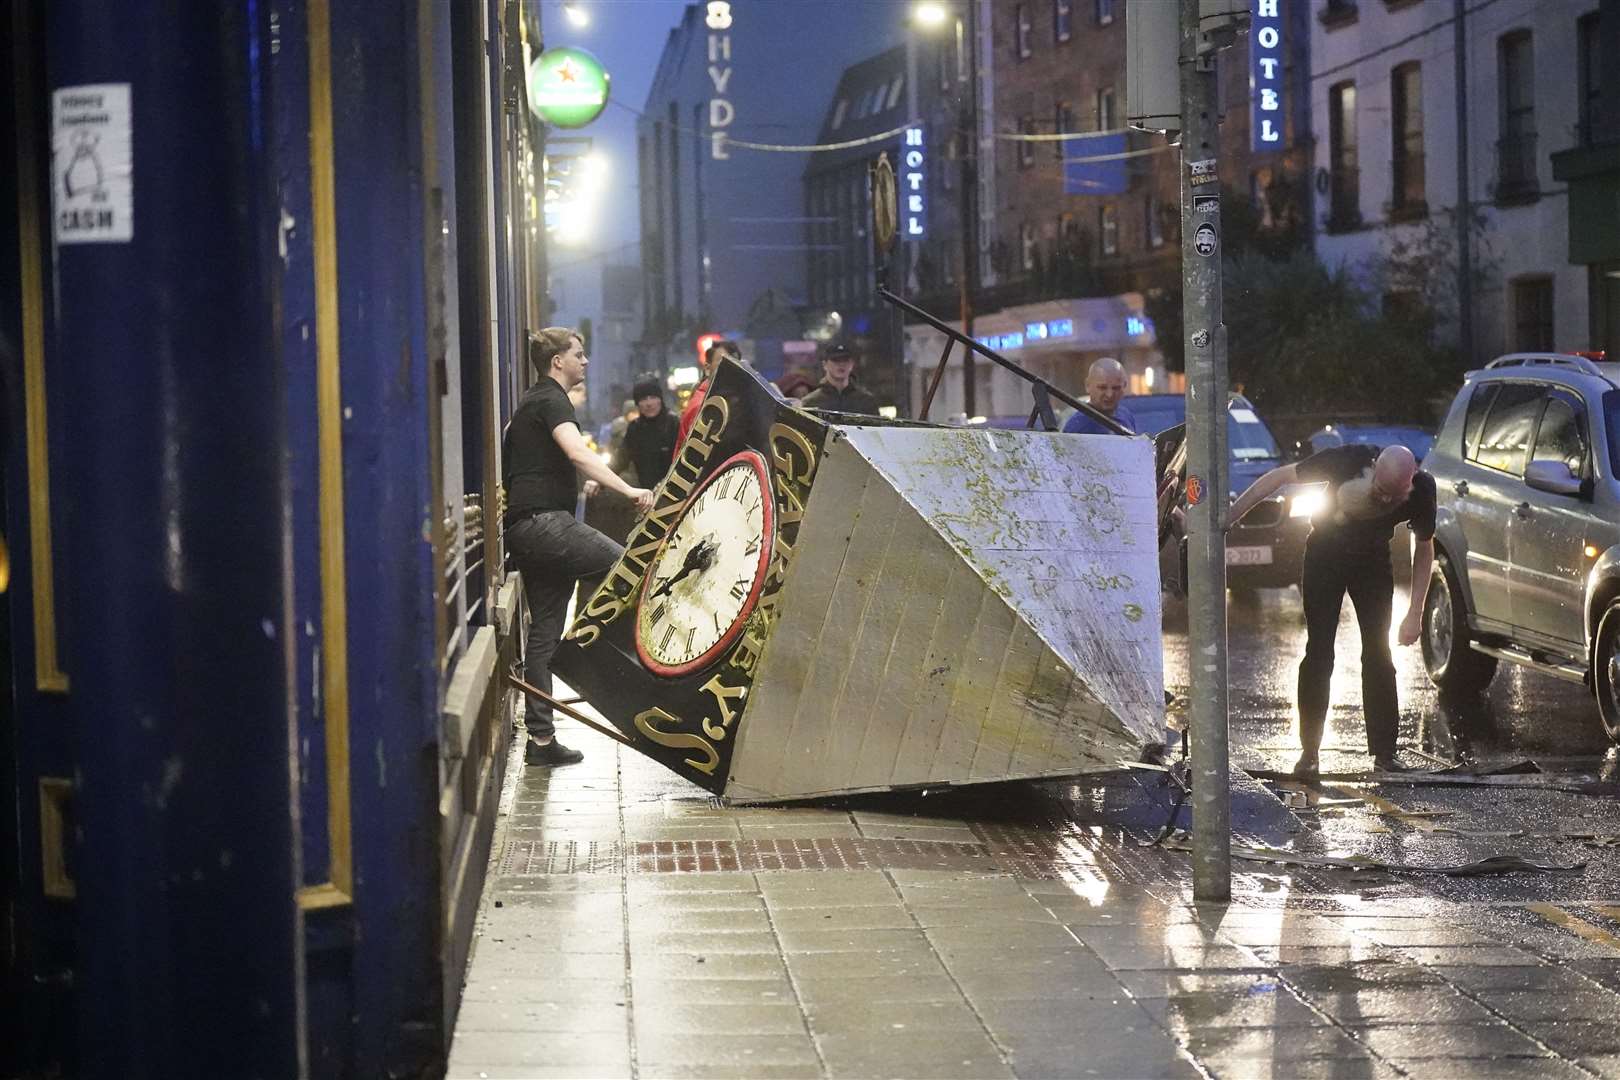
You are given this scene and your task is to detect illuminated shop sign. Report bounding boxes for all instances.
[1250,0,1283,151]
[528,47,611,129]
[974,316,1149,352]
[708,2,734,159]
[903,127,927,236]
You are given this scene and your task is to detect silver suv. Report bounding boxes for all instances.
[1421,353,1620,743]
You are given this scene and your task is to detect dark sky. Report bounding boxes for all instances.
[543,0,690,312]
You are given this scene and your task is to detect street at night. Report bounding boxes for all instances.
[10,0,1620,1077]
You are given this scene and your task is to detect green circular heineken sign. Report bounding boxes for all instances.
[528,47,610,128]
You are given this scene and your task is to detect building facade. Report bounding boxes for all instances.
[904,0,1313,422]
[1551,0,1620,357]
[636,0,904,376]
[1312,0,1598,362]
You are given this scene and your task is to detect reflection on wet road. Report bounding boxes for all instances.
[1163,585,1615,773]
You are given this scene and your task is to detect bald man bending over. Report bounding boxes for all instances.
[1062,357,1136,435]
[1228,444,1436,776]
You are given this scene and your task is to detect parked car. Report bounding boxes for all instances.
[1303,423,1435,463]
[1126,393,1311,591]
[1420,353,1620,743]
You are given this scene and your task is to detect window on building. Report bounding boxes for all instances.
[1054,0,1072,42]
[1021,222,1037,270]
[1096,86,1117,131]
[1146,196,1164,248]
[886,74,905,111]
[1054,102,1073,160]
[938,35,953,91]
[1058,211,1077,247]
[1096,0,1115,26]
[1513,277,1555,352]
[1578,13,1601,148]
[1390,62,1425,214]
[1497,30,1537,198]
[1018,116,1035,167]
[1099,204,1118,255]
[1327,81,1359,228]
[1016,5,1032,58]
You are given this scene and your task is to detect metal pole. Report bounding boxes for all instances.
[1178,0,1231,902]
[958,1,978,418]
[1453,0,1473,368]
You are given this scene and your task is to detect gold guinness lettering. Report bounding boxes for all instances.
[768,422,817,486]
[634,707,720,775]
[570,396,735,635]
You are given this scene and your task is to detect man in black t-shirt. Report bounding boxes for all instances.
[504,328,656,767]
[1228,444,1436,776]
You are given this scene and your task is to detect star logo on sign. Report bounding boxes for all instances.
[556,59,581,84]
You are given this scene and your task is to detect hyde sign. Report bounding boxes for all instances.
[707,1,734,159]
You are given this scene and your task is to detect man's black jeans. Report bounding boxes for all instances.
[507,510,624,742]
[1297,541,1399,759]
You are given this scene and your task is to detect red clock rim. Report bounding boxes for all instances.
[635,449,777,678]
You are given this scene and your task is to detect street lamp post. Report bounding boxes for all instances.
[958,0,979,420]
[913,0,980,420]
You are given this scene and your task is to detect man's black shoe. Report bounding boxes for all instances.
[526,739,583,767]
[1371,754,1407,773]
[1291,752,1320,778]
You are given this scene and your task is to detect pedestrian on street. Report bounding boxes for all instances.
[504,327,655,768]
[676,338,740,455]
[1062,357,1137,435]
[1227,443,1436,776]
[801,343,881,415]
[613,378,679,488]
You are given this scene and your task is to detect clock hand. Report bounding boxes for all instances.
[651,538,715,599]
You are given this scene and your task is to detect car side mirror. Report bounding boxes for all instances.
[1523,460,1583,497]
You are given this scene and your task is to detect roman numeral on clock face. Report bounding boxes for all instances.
[651,600,667,625]
[730,578,749,601]
[744,536,759,557]
[661,624,676,651]
[685,626,695,654]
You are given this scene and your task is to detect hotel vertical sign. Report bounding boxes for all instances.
[707,2,734,159]
[903,127,927,237]
[1249,0,1283,152]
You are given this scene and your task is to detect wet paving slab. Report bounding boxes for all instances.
[449,579,1620,1078]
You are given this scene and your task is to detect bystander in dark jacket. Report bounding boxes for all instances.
[801,344,881,415]
[613,378,679,487]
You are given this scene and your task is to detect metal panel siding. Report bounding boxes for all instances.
[841,427,1163,748]
[846,506,954,791]
[818,479,912,789]
[730,436,870,794]
[891,557,984,786]
[783,449,903,793]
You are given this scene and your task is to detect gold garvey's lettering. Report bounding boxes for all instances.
[698,674,747,741]
[727,625,765,676]
[634,707,720,775]
[768,422,817,487]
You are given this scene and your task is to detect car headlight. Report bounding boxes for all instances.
[1289,489,1326,519]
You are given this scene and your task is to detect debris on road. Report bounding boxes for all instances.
[1172,842,1588,877]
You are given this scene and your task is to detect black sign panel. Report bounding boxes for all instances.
[552,361,828,793]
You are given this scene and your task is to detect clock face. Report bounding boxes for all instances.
[635,450,776,677]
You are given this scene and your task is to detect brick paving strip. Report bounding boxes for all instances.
[449,718,1620,1079]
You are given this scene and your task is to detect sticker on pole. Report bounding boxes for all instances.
[52,84,133,244]
[1187,475,1204,506]
[1193,224,1218,257]
[1193,194,1220,215]
[1188,158,1218,186]
[1190,329,1211,348]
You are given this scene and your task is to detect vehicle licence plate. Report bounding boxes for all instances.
[1226,545,1273,566]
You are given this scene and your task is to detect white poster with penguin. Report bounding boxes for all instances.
[52,83,133,244]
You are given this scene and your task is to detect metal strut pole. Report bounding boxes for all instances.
[1178,0,1232,901]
